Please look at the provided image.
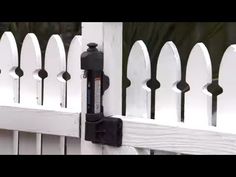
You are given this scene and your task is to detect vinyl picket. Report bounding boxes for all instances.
[126,40,151,154]
[155,41,181,124]
[217,45,236,133]
[154,41,182,154]
[18,33,42,155]
[184,43,212,127]
[42,35,66,155]
[0,32,19,154]
[66,35,82,154]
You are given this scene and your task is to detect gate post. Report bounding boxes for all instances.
[81,22,123,154]
[81,22,104,154]
[102,23,126,154]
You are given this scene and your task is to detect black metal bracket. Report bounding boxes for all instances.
[85,113,122,147]
[81,42,123,147]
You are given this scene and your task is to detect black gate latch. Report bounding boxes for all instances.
[81,43,122,147]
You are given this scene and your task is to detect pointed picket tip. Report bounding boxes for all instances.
[21,33,42,81]
[184,43,212,127]
[68,35,82,56]
[67,35,82,66]
[0,32,18,69]
[45,35,66,72]
[217,45,236,133]
[156,41,181,86]
[218,45,236,86]
[67,35,83,111]
[155,41,181,124]
[21,33,41,69]
[186,43,212,87]
[127,40,151,85]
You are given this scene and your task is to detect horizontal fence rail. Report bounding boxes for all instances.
[0,104,80,137]
[115,115,236,155]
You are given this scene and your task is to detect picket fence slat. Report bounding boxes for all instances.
[185,43,212,127]
[126,40,151,119]
[67,36,82,111]
[19,33,42,155]
[0,32,19,154]
[126,40,151,154]
[66,35,82,154]
[101,23,136,155]
[155,41,181,124]
[42,35,66,155]
[217,45,236,133]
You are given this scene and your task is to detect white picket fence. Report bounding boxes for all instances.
[0,31,82,154]
[0,22,236,155]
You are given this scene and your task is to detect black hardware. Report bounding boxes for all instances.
[81,43,122,147]
[85,114,122,147]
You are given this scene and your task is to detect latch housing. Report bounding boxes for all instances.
[81,43,122,147]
